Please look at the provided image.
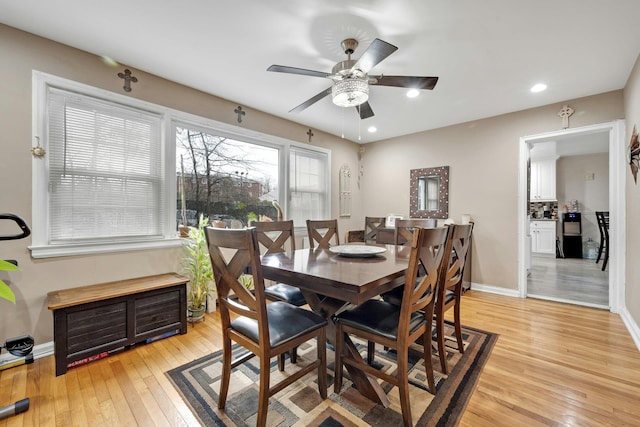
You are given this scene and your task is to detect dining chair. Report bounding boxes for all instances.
[306,219,340,248]
[333,226,449,427]
[254,220,306,366]
[595,211,609,271]
[346,216,387,243]
[394,218,437,246]
[433,222,474,374]
[205,227,327,427]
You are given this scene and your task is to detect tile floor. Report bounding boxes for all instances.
[527,255,608,307]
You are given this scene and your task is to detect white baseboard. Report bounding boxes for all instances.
[620,306,640,352]
[0,341,54,367]
[469,282,521,298]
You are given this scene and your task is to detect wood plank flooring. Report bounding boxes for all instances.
[1,291,639,426]
[527,255,609,307]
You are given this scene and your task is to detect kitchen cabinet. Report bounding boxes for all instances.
[530,158,556,201]
[530,220,557,255]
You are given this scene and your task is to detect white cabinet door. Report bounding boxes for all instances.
[530,221,556,255]
[530,159,556,201]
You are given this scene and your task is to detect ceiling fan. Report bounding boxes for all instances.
[267,38,439,119]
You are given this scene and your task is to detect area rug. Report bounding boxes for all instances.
[166,323,497,426]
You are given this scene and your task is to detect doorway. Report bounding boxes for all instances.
[518,121,626,313]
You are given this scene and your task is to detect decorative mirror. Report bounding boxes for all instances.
[410,166,449,219]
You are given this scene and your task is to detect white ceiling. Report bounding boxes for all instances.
[2,0,639,144]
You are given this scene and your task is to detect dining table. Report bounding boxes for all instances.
[261,243,411,407]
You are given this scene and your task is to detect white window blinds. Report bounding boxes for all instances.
[289,147,328,226]
[46,88,164,243]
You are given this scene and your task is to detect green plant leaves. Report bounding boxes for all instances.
[0,281,16,303]
[0,260,19,303]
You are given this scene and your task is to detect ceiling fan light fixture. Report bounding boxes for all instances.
[406,88,420,98]
[332,78,369,107]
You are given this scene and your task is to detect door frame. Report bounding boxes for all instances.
[518,120,626,313]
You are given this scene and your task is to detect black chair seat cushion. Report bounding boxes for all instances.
[333,299,425,341]
[231,301,327,348]
[264,283,307,306]
[380,286,403,306]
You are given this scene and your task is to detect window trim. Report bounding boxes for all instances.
[30,71,330,258]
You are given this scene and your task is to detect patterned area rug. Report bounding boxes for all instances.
[166,323,497,426]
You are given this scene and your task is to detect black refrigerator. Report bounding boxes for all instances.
[562,212,582,258]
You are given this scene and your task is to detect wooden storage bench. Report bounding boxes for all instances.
[47,273,188,376]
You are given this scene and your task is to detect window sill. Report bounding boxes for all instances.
[29,237,183,259]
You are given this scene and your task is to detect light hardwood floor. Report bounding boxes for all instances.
[527,255,609,307]
[1,291,638,426]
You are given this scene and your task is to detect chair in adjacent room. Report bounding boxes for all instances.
[254,220,306,366]
[394,218,437,246]
[306,219,340,248]
[433,222,474,375]
[345,216,387,243]
[205,227,327,427]
[595,211,609,271]
[333,226,449,427]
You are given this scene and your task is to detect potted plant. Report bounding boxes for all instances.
[182,215,215,322]
[0,259,19,304]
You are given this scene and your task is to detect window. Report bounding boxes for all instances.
[31,72,330,258]
[175,124,329,228]
[289,147,329,225]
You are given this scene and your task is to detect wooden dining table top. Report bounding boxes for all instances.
[261,244,411,305]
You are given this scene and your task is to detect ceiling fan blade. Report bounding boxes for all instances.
[267,65,330,78]
[356,102,374,119]
[289,87,333,113]
[352,38,398,73]
[370,75,439,90]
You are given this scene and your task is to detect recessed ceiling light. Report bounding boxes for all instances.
[368,126,377,133]
[530,83,547,93]
[406,89,420,98]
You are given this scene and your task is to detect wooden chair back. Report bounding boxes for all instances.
[306,219,340,249]
[400,226,449,322]
[438,223,474,300]
[253,220,295,255]
[204,227,267,343]
[394,218,437,246]
[364,216,386,242]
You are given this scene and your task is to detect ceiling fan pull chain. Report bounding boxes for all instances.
[341,107,345,139]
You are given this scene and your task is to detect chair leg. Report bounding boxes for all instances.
[367,340,375,365]
[277,353,285,371]
[290,346,298,363]
[436,314,448,375]
[257,355,271,427]
[422,332,436,394]
[218,337,233,409]
[596,240,604,263]
[454,302,464,354]
[317,329,327,399]
[602,244,608,271]
[333,324,344,393]
[397,347,413,427]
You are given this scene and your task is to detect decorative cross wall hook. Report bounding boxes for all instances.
[234,106,245,123]
[307,129,314,143]
[557,104,574,129]
[117,69,138,92]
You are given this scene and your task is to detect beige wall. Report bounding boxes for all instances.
[624,54,640,326]
[557,153,609,244]
[0,24,362,344]
[362,91,624,290]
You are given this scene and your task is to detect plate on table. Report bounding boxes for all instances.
[329,245,387,258]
